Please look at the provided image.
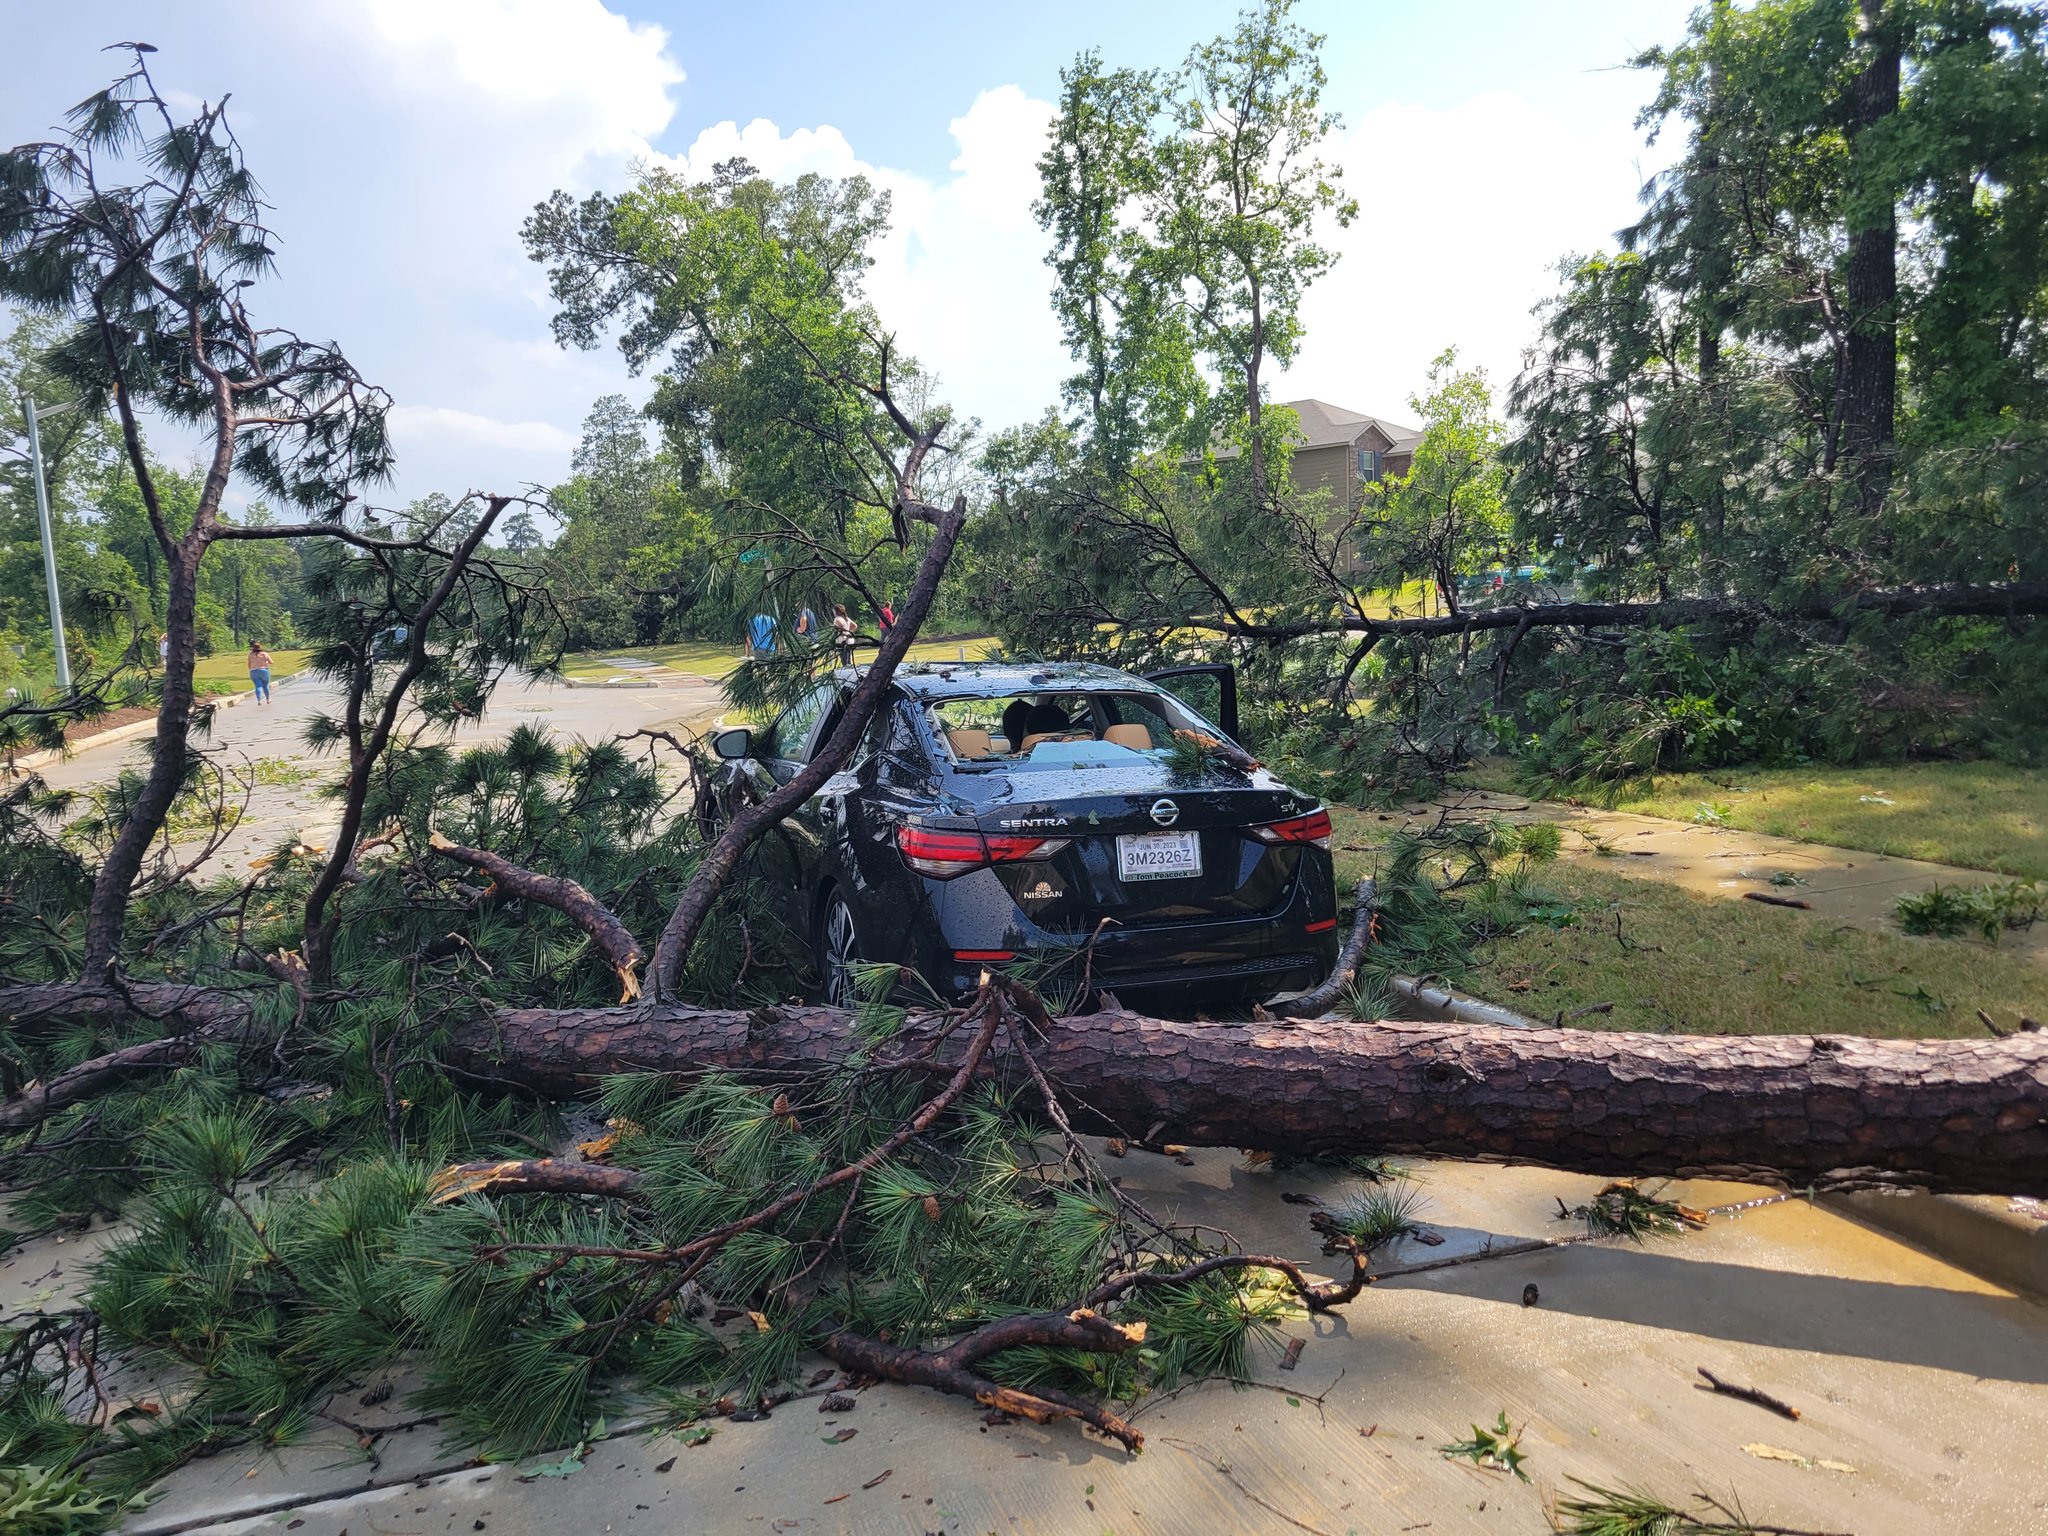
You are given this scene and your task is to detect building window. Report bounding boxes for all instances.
[1355,448,1382,482]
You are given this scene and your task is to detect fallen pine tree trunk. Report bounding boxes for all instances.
[448,1003,2048,1195]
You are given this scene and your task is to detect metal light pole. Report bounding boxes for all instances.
[21,394,84,692]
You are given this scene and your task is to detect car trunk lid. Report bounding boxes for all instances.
[957,765,1317,930]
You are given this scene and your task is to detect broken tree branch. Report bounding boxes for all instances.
[428,832,645,1002]
[1271,878,1376,1019]
[816,1314,1146,1451]
[1695,1365,1801,1421]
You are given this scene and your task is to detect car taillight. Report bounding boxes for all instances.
[1250,808,1332,850]
[896,825,1069,879]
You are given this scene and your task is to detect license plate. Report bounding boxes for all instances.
[1117,831,1202,881]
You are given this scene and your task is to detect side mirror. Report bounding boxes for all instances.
[711,727,754,761]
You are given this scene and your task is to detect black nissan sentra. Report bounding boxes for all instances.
[702,660,1340,1009]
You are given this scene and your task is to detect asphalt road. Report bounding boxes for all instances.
[27,668,725,868]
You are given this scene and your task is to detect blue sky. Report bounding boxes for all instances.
[3,1,1697,510]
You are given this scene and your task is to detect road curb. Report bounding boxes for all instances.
[2,675,296,775]
[1824,1190,2048,1301]
[561,676,661,689]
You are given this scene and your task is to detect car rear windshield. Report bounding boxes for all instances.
[926,689,1217,768]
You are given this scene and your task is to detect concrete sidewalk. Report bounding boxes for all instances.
[1413,789,2048,968]
[6,1154,2031,1536]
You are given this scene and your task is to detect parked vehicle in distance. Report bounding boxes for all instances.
[699,660,1340,1011]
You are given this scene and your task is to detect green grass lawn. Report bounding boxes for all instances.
[193,648,311,690]
[1469,861,2046,1038]
[1460,757,2048,879]
[1329,805,2048,1038]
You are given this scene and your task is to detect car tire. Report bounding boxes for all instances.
[816,888,863,1008]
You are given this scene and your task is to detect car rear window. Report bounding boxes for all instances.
[926,690,1210,766]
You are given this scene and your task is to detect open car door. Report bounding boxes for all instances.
[1143,664,1240,744]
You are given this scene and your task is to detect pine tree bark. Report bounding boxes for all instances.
[1841,0,1901,512]
[446,1004,2048,1196]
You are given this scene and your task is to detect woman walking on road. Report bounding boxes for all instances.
[247,642,273,705]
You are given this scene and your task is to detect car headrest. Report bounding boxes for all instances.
[1103,723,1151,750]
[1020,731,1070,751]
[1001,699,1033,753]
[947,727,993,759]
[1021,702,1070,736]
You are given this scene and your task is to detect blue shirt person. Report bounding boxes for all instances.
[749,612,778,657]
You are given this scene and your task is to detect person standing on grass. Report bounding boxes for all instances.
[247,642,273,705]
[158,631,170,669]
[748,611,777,658]
[795,604,817,641]
[831,603,856,666]
[877,597,896,634]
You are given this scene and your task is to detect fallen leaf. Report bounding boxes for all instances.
[1743,1443,1856,1473]
[862,1469,892,1489]
[747,1309,771,1332]
[822,1428,857,1444]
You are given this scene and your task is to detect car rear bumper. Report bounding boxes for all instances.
[918,854,1340,1003]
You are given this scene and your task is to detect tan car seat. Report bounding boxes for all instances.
[1103,723,1151,750]
[947,727,993,759]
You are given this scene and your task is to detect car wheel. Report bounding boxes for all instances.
[817,889,862,1008]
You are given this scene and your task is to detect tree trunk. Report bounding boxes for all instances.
[82,544,206,974]
[646,494,966,997]
[1841,0,1900,512]
[447,1004,2048,1196]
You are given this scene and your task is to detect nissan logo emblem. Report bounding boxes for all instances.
[1149,798,1180,827]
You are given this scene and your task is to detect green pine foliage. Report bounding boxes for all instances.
[1318,1180,1428,1249]
[1553,1479,1793,1535]
[1346,819,1572,986]
[1559,1182,1707,1243]
[0,722,809,1485]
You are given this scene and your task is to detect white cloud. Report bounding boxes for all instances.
[1277,91,1666,420]
[660,85,1660,437]
[185,0,699,495]
[387,405,578,456]
[668,87,1068,437]
[8,6,1668,499]
[356,0,683,160]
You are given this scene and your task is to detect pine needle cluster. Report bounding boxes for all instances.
[3,724,1306,1503]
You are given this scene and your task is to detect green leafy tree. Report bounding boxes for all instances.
[1372,351,1513,616]
[1035,1,1356,493]
[499,506,543,554]
[525,159,943,649]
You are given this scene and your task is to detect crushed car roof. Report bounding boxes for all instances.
[837,660,1158,701]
